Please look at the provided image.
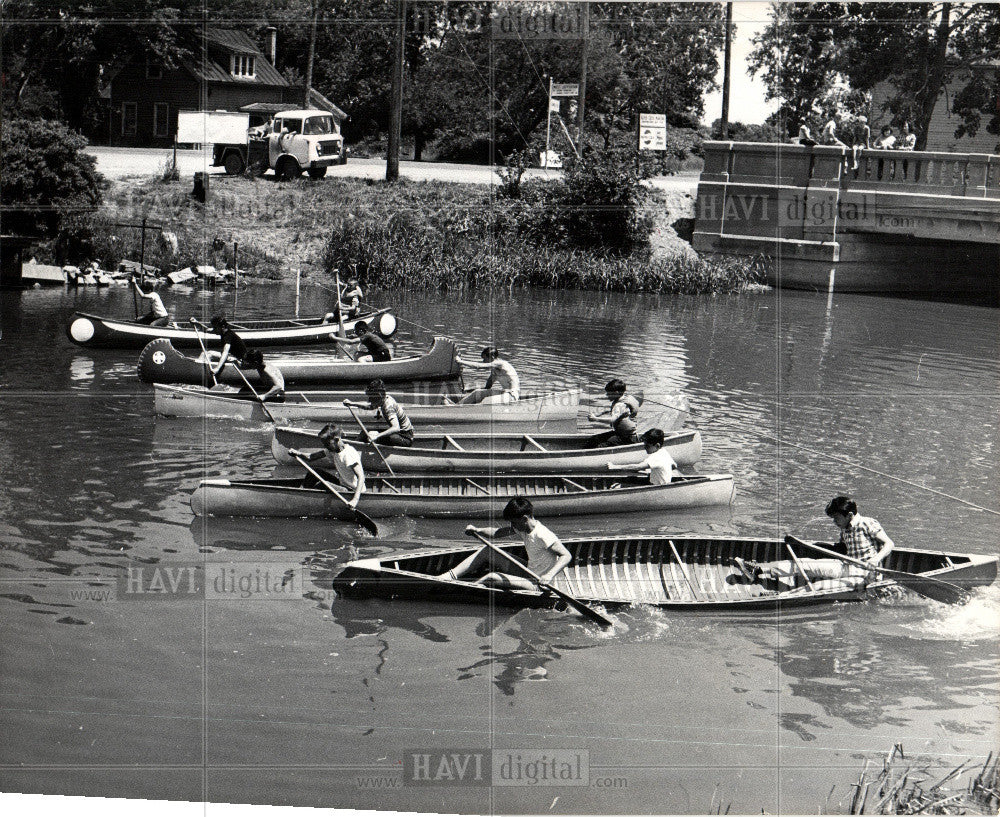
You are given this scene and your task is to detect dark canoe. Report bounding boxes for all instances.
[271,426,703,472]
[333,536,999,612]
[189,472,735,519]
[67,309,396,349]
[138,336,462,386]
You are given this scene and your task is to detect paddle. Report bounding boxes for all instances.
[291,453,378,537]
[467,529,613,628]
[228,361,277,424]
[784,535,970,605]
[130,273,139,319]
[189,317,220,388]
[346,404,395,475]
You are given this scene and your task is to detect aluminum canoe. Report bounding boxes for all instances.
[271,426,703,472]
[138,335,462,386]
[67,309,395,349]
[189,472,735,519]
[155,384,584,429]
[333,536,998,612]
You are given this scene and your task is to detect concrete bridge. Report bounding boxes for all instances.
[692,142,1000,302]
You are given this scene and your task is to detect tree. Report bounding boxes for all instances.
[0,118,105,237]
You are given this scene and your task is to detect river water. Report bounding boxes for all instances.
[0,283,997,814]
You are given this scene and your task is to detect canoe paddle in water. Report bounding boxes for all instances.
[227,359,278,424]
[784,535,970,605]
[291,453,378,537]
[345,404,394,474]
[467,529,613,628]
[188,317,230,391]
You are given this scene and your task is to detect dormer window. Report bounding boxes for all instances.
[231,54,256,78]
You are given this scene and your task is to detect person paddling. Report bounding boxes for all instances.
[332,321,392,362]
[133,280,170,326]
[442,497,572,591]
[341,277,363,318]
[588,379,641,446]
[734,495,895,589]
[239,349,285,403]
[607,428,676,484]
[456,346,520,404]
[342,379,415,447]
[208,312,248,376]
[287,423,365,509]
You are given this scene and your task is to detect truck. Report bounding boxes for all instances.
[176,109,347,180]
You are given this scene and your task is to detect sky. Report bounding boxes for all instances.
[702,1,778,126]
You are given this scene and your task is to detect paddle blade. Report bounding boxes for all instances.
[542,582,614,628]
[352,509,379,538]
[892,574,969,606]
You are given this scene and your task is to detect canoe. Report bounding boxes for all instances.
[67,308,396,349]
[189,472,735,519]
[138,335,462,386]
[155,384,586,429]
[332,536,998,612]
[270,426,703,472]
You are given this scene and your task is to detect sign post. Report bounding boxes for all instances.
[545,78,553,168]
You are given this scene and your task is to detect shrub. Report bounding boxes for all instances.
[0,117,105,236]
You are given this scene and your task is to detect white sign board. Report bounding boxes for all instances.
[551,83,579,97]
[176,110,250,145]
[549,97,561,113]
[638,113,667,151]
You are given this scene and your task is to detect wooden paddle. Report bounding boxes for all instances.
[226,357,277,424]
[292,453,378,537]
[467,530,613,628]
[188,317,220,388]
[784,535,970,605]
[346,404,394,475]
[130,274,139,319]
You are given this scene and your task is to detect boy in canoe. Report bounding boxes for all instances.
[442,497,572,591]
[239,349,285,402]
[331,321,392,362]
[455,346,521,404]
[588,379,641,446]
[342,379,415,447]
[341,277,363,318]
[133,279,170,326]
[287,423,365,509]
[734,496,895,588]
[607,428,677,484]
[208,313,248,374]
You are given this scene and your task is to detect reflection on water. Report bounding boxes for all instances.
[0,283,997,812]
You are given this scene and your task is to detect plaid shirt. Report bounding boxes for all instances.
[840,514,886,562]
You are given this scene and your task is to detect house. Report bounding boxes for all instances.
[871,61,1000,154]
[105,28,326,147]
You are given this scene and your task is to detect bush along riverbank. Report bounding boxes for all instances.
[67,148,766,294]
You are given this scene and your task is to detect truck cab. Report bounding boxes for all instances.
[266,109,346,179]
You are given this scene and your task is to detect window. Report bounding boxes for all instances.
[122,102,137,136]
[231,54,256,78]
[303,116,334,135]
[281,118,302,134]
[154,103,169,137]
[146,58,162,79]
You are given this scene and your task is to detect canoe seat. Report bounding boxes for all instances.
[522,435,547,452]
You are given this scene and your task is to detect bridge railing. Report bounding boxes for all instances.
[702,141,1000,199]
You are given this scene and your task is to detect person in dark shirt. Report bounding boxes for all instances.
[239,349,285,402]
[333,321,391,362]
[209,313,248,376]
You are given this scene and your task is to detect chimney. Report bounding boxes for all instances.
[265,27,277,66]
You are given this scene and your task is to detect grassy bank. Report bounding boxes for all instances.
[79,174,764,294]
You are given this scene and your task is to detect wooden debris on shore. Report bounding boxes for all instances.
[848,744,999,814]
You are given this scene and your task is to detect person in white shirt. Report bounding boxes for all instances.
[288,423,365,509]
[133,280,169,326]
[442,497,572,591]
[606,428,677,484]
[456,346,520,404]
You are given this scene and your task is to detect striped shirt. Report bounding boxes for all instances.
[377,395,413,434]
[839,514,886,562]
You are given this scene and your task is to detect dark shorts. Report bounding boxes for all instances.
[381,430,414,447]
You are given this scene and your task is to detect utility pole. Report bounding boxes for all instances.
[304,2,319,108]
[576,2,589,149]
[386,0,406,181]
[720,1,733,139]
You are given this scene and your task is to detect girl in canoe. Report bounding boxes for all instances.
[607,428,677,484]
[588,379,641,445]
[342,380,415,447]
[208,313,248,375]
[287,423,366,509]
[455,347,520,404]
[442,498,572,591]
[734,496,895,588]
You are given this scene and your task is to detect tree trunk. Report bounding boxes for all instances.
[304,4,319,109]
[413,129,425,162]
[915,2,951,151]
[386,0,406,181]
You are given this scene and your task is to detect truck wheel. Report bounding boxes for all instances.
[276,157,301,181]
[223,152,245,176]
[307,167,328,179]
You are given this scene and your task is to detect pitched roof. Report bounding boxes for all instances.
[186,28,288,87]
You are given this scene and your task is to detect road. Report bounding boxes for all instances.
[86,146,699,193]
